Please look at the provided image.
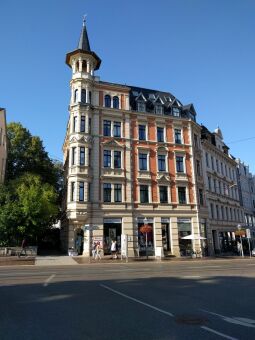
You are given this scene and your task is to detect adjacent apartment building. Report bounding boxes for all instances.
[200,126,244,255]
[0,108,7,183]
[236,159,255,241]
[61,20,204,257]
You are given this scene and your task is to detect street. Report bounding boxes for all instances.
[0,259,255,339]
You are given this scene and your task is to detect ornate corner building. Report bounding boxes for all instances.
[61,20,245,257]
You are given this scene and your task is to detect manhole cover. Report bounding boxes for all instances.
[175,315,208,325]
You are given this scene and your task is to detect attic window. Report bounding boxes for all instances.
[155,104,163,115]
[137,101,146,112]
[172,107,180,117]
[149,94,155,100]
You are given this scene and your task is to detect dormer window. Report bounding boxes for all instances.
[105,95,111,108]
[113,96,119,109]
[155,104,163,115]
[149,93,156,101]
[172,107,180,117]
[137,102,146,112]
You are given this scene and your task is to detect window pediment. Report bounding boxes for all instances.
[102,139,124,148]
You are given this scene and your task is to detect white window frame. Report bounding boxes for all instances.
[157,153,168,172]
[138,151,149,171]
[138,184,151,203]
[176,186,189,204]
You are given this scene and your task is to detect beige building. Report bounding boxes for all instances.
[61,20,204,258]
[0,108,7,183]
[200,126,244,255]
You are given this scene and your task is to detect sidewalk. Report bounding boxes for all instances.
[35,256,78,266]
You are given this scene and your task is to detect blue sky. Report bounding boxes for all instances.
[1,0,255,172]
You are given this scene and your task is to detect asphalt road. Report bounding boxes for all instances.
[0,259,255,340]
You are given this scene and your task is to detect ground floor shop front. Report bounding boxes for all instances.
[62,213,207,258]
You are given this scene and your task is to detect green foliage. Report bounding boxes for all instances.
[6,122,61,189]
[0,122,62,246]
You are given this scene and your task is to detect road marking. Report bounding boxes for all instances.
[100,284,174,317]
[189,266,221,269]
[43,274,56,287]
[201,326,238,340]
[201,309,255,328]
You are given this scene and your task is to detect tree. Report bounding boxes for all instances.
[6,122,60,188]
[0,122,62,246]
[0,174,58,245]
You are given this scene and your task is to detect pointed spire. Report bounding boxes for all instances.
[77,15,91,51]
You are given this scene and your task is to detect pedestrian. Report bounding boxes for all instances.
[111,239,117,259]
[92,242,97,259]
[18,237,27,257]
[95,242,102,260]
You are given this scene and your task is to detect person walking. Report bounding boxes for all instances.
[92,242,97,259]
[95,242,102,260]
[18,237,28,257]
[111,239,117,259]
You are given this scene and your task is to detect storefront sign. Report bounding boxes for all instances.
[177,218,191,223]
[137,217,154,223]
[104,218,122,224]
[161,218,170,223]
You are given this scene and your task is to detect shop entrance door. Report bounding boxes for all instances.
[103,221,121,255]
[161,223,170,254]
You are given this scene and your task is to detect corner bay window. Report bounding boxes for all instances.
[178,187,186,204]
[79,182,84,201]
[71,182,75,201]
[158,155,166,171]
[80,147,85,165]
[139,153,147,171]
[140,185,149,203]
[80,116,85,132]
[159,186,168,203]
[139,125,146,140]
[103,120,111,136]
[104,150,111,168]
[103,183,111,202]
[72,147,76,165]
[174,128,182,144]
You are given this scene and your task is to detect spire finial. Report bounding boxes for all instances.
[83,14,87,27]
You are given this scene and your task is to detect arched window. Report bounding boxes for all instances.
[81,89,86,103]
[82,60,87,72]
[76,61,79,72]
[104,95,111,108]
[74,89,78,103]
[113,96,119,109]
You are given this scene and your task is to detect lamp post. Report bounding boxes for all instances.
[237,224,244,258]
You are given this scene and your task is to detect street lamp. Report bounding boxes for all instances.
[237,224,244,258]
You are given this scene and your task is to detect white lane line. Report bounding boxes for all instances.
[43,274,56,287]
[189,266,221,269]
[201,309,255,328]
[100,284,174,317]
[201,326,238,340]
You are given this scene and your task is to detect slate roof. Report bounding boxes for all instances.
[77,21,91,51]
[129,85,196,120]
